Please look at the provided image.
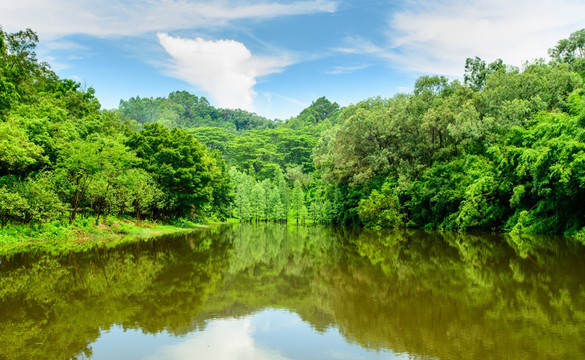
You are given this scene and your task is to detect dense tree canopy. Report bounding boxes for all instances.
[0,27,232,227]
[310,28,585,235]
[2,25,585,237]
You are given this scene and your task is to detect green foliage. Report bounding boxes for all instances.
[17,172,66,224]
[54,138,105,223]
[496,100,585,234]
[250,181,267,222]
[0,27,47,103]
[207,151,233,221]
[549,28,585,74]
[290,180,307,225]
[290,96,340,128]
[0,119,45,175]
[0,74,17,114]
[452,156,510,231]
[187,126,235,154]
[124,168,163,220]
[127,123,215,218]
[0,27,234,232]
[357,181,404,229]
[228,128,318,178]
[119,90,274,131]
[229,167,296,223]
[4,25,585,236]
[0,186,27,228]
[312,29,585,233]
[464,57,505,90]
[316,97,396,184]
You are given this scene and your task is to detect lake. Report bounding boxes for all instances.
[1,223,584,359]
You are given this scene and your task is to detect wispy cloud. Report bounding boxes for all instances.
[337,0,585,76]
[333,36,384,55]
[39,40,86,51]
[1,0,338,39]
[158,33,294,111]
[261,92,307,107]
[325,63,371,75]
[38,55,70,71]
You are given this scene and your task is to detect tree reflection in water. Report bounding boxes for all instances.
[0,224,584,359]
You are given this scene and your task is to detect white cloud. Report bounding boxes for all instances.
[392,0,585,75]
[158,33,293,111]
[339,0,585,77]
[0,0,337,39]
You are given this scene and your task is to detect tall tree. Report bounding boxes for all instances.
[549,29,585,73]
[127,123,213,218]
[290,180,306,225]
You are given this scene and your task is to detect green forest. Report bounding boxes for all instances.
[2,26,585,238]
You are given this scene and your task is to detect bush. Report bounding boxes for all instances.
[357,181,404,229]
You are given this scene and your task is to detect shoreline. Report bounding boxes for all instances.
[0,217,212,257]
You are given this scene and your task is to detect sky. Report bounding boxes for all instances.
[1,0,585,120]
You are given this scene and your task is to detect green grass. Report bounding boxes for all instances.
[0,215,207,257]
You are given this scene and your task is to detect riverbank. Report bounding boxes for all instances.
[0,216,210,257]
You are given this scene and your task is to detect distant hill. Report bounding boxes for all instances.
[118,90,275,132]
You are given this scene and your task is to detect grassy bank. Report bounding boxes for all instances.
[0,216,207,257]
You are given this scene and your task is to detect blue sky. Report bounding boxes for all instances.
[2,0,585,120]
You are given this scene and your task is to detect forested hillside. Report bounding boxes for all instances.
[2,25,585,236]
[119,91,275,131]
[184,29,585,235]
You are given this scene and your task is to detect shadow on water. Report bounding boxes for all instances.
[1,223,584,359]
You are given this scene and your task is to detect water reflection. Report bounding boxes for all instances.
[0,224,584,359]
[91,310,405,360]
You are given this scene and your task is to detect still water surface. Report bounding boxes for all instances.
[1,223,584,359]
